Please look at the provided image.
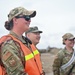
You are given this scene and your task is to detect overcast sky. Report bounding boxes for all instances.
[0,0,75,49]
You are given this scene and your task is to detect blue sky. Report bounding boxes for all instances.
[0,0,75,49]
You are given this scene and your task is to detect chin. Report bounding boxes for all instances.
[37,42,39,44]
[25,27,29,31]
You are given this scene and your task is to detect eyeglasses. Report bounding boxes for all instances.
[15,15,31,21]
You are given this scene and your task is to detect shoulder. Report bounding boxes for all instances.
[53,49,65,64]
[1,39,20,53]
[57,49,65,59]
[1,39,21,61]
[2,39,15,48]
[54,49,65,60]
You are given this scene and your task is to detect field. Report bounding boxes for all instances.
[41,53,55,75]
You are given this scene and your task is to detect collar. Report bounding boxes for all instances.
[64,47,74,54]
[9,31,26,44]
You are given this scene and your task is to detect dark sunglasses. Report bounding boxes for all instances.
[68,39,75,41]
[15,15,31,21]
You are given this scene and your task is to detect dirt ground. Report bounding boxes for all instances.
[41,53,55,75]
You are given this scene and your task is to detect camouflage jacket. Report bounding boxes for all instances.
[1,31,31,75]
[53,48,75,75]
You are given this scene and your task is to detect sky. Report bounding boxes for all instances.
[0,0,75,49]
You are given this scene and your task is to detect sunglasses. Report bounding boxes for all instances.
[68,39,75,41]
[15,15,31,21]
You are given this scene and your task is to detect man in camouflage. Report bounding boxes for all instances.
[53,33,75,75]
[1,7,44,75]
[25,26,45,74]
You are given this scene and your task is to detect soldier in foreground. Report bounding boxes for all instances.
[0,7,44,75]
[53,33,75,75]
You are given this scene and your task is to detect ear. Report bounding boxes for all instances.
[26,33,31,37]
[13,18,17,24]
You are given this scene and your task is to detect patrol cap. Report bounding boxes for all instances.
[62,33,75,44]
[25,26,43,35]
[62,33,75,40]
[8,7,36,21]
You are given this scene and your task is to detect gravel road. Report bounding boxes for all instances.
[41,53,55,75]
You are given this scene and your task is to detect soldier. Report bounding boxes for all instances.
[0,7,44,75]
[25,26,45,74]
[53,33,75,75]
[25,26,42,46]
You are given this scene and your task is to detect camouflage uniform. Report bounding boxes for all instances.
[1,31,30,75]
[53,48,75,75]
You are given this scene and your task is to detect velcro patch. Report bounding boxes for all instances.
[3,51,12,61]
[8,57,17,67]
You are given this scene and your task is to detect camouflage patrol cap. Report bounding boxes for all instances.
[8,7,36,21]
[25,26,42,35]
[62,33,75,40]
[62,33,75,44]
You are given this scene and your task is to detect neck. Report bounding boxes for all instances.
[66,46,73,53]
[11,29,23,36]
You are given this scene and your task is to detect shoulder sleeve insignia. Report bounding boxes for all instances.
[8,57,17,67]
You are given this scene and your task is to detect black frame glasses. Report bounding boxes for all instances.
[15,15,31,21]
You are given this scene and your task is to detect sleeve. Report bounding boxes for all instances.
[52,53,62,75]
[1,40,27,75]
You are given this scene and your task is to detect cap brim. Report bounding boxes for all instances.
[32,30,43,33]
[68,37,75,40]
[29,11,36,17]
